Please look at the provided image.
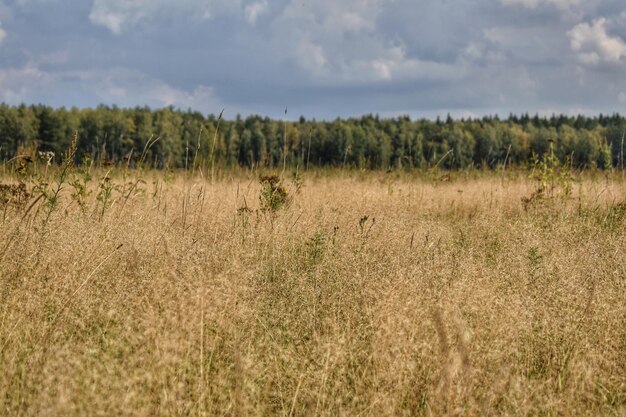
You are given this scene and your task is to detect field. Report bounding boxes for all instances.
[1,160,625,416]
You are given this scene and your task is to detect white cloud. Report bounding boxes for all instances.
[14,0,58,5]
[568,18,626,64]
[619,92,626,103]
[85,68,223,111]
[500,0,579,10]
[0,63,224,113]
[269,0,463,84]
[293,1,383,34]
[461,41,507,65]
[484,27,532,47]
[0,16,6,44]
[342,45,464,83]
[0,63,55,103]
[463,42,483,61]
[244,0,267,26]
[292,39,328,74]
[89,0,242,34]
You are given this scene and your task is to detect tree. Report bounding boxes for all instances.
[443,124,475,169]
[472,124,499,168]
[153,107,183,167]
[0,104,624,170]
[224,125,240,166]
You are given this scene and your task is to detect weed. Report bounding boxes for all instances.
[597,200,626,230]
[38,151,55,176]
[523,141,573,209]
[358,214,375,238]
[0,182,30,208]
[96,171,116,221]
[37,131,78,226]
[69,157,93,213]
[306,230,326,265]
[259,174,290,212]
[291,171,304,195]
[528,245,543,282]
[12,155,33,176]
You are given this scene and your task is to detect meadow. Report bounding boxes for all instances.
[0,152,625,416]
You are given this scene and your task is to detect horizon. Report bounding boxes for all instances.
[2,102,625,123]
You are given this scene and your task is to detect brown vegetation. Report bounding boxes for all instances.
[0,164,625,416]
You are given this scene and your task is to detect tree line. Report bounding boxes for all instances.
[0,103,625,170]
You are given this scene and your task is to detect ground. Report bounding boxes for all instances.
[0,166,625,416]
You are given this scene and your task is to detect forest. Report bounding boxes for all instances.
[0,103,624,170]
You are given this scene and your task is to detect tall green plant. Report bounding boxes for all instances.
[36,131,78,226]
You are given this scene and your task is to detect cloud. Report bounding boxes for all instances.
[0,16,6,44]
[340,46,465,83]
[84,68,224,111]
[0,63,55,103]
[0,62,225,113]
[568,18,626,64]
[269,0,464,84]
[619,92,626,103]
[1,0,626,119]
[500,0,579,10]
[244,1,267,26]
[89,0,242,34]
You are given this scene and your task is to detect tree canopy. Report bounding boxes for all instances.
[1,104,624,170]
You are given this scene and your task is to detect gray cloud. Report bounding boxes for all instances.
[88,0,243,34]
[500,0,580,12]
[244,0,268,25]
[0,0,625,119]
[568,18,626,64]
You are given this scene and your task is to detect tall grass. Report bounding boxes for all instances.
[0,162,624,416]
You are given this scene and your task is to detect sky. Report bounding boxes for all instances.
[0,0,626,120]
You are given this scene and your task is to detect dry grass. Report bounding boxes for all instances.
[0,167,625,416]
